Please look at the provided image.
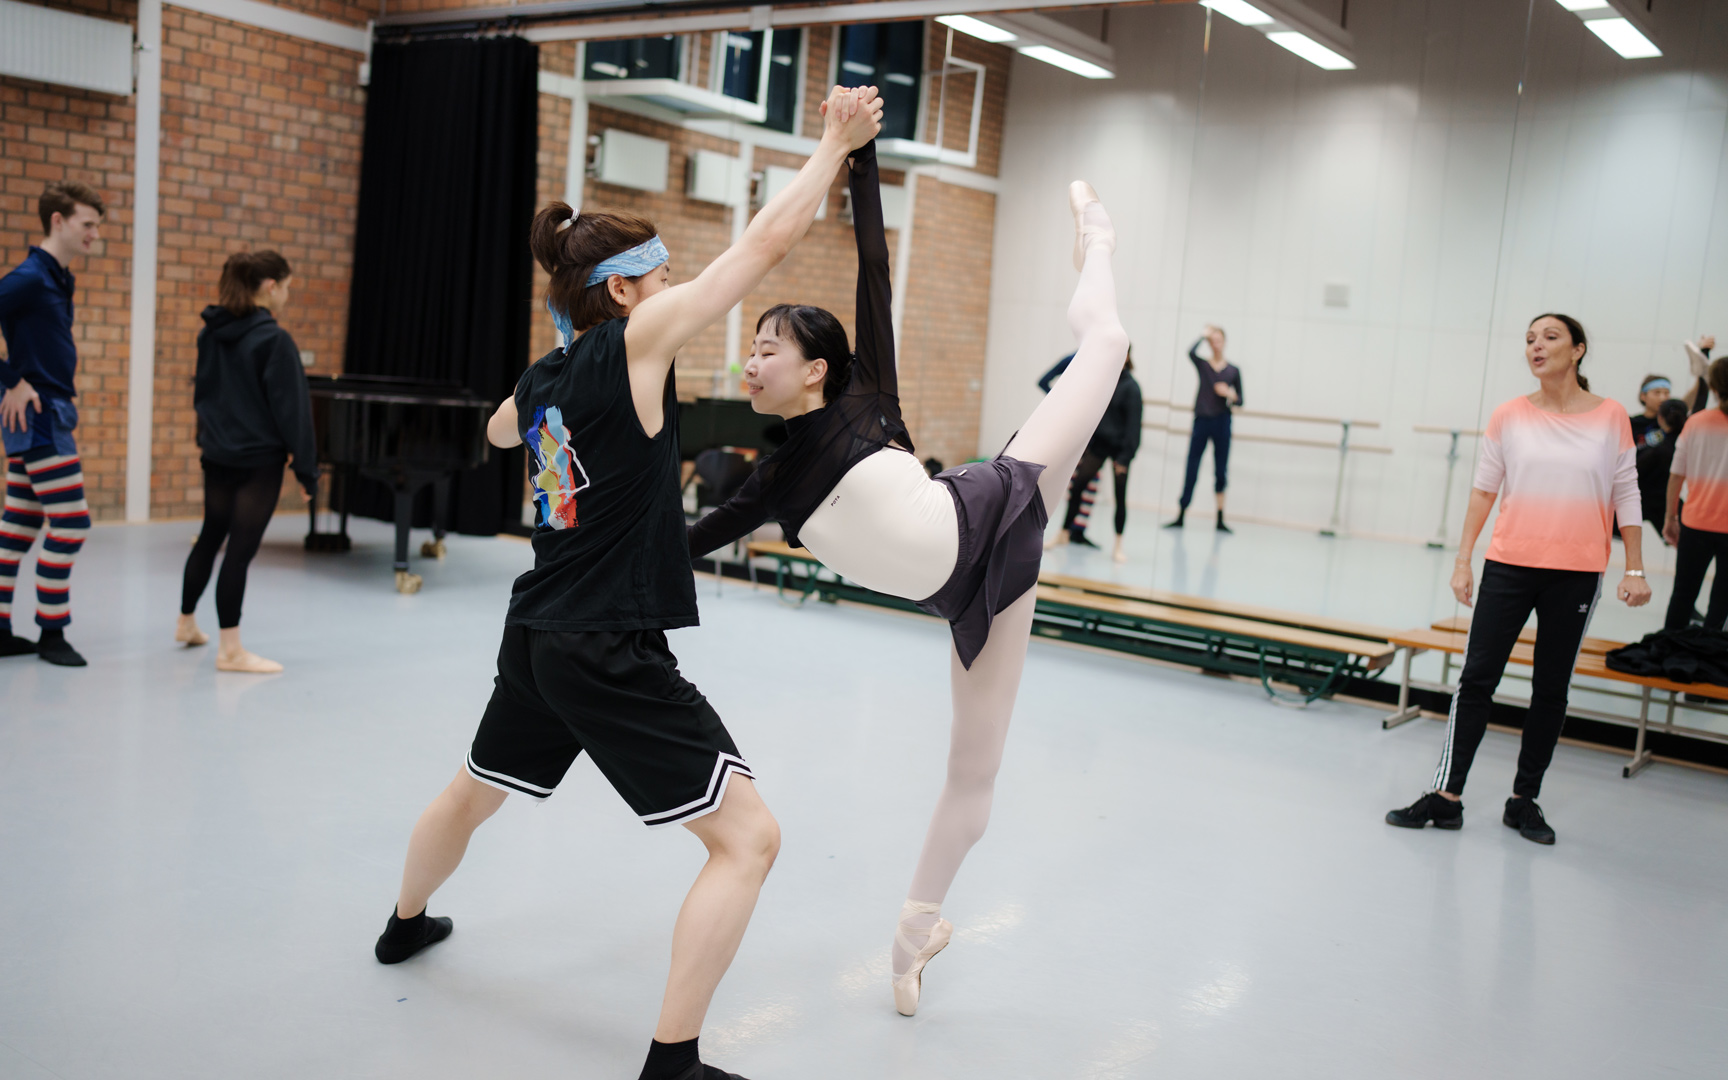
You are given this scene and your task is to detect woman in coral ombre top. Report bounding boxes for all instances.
[1387,313,1651,847]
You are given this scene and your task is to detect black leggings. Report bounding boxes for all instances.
[1062,449,1129,537]
[1179,413,1231,509]
[1433,560,1601,799]
[181,460,284,629]
[1665,523,1728,630]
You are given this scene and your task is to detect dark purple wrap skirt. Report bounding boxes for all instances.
[916,454,1048,669]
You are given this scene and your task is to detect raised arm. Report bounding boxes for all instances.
[847,139,895,396]
[623,88,882,388]
[1037,354,1075,394]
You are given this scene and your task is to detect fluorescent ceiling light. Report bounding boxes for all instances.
[1584,16,1661,58]
[1018,44,1114,79]
[1555,0,1611,10]
[1266,31,1356,70]
[1201,0,1274,26]
[935,15,1017,44]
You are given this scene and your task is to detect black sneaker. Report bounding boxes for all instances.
[37,636,87,667]
[1503,797,1555,845]
[375,911,453,964]
[1386,791,1463,830]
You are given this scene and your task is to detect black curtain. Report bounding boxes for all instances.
[343,36,538,534]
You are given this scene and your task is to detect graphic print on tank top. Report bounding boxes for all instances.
[526,404,591,530]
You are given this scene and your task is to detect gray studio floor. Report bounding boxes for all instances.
[2,517,1726,1080]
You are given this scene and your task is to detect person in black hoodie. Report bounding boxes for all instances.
[1040,349,1143,561]
[175,250,315,673]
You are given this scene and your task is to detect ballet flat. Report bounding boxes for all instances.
[892,916,953,1017]
[175,620,209,646]
[216,650,283,674]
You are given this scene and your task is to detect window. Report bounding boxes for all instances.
[585,36,680,81]
[717,31,763,101]
[836,22,924,142]
[762,28,803,133]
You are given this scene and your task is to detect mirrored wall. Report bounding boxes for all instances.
[985,0,1728,673]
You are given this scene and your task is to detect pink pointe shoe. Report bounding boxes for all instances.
[1070,180,1116,270]
[892,901,954,1016]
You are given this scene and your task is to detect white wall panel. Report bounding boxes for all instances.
[0,0,133,96]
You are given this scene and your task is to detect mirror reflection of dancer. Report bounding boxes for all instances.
[176,251,317,673]
[1662,357,1728,629]
[374,87,883,1080]
[1039,349,1142,563]
[1166,324,1241,532]
[1387,314,1650,846]
[1630,338,1712,538]
[689,170,1129,1016]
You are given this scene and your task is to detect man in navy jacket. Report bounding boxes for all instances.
[0,181,104,666]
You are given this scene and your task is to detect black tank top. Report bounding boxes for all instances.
[505,317,698,631]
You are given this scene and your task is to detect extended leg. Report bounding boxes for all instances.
[1065,449,1105,541]
[1665,525,1710,630]
[26,448,89,665]
[1003,185,1131,512]
[653,777,780,1044]
[1515,571,1600,799]
[1,455,45,649]
[181,462,242,630]
[1433,563,1536,796]
[394,767,508,920]
[1701,531,1728,630]
[893,588,1037,1011]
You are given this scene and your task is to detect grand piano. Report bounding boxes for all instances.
[305,373,493,593]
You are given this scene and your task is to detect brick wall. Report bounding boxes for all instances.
[151,2,367,517]
[0,0,139,519]
[537,19,1011,470]
[6,5,1008,521]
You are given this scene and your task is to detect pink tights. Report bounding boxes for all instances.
[895,200,1128,975]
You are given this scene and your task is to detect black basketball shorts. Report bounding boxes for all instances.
[465,625,753,828]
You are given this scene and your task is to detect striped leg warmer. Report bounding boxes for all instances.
[21,448,89,630]
[1,455,46,631]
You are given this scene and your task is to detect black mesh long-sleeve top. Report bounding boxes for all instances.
[688,140,912,555]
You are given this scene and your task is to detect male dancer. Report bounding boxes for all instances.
[0,181,102,666]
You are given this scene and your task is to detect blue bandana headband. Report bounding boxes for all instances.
[1643,377,1672,392]
[585,236,669,287]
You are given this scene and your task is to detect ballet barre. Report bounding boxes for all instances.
[1144,402,1387,536]
[1413,425,1483,549]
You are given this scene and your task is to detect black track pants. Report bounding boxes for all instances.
[1062,449,1130,538]
[1665,524,1728,631]
[1433,560,1601,798]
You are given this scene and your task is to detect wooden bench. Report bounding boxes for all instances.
[1383,625,1728,777]
[742,541,1396,704]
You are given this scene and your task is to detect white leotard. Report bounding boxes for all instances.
[797,447,958,601]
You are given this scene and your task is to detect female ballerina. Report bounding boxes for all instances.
[688,146,1129,1015]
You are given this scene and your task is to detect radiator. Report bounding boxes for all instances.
[0,0,133,97]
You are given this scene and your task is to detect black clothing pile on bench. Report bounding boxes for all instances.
[1605,626,1728,686]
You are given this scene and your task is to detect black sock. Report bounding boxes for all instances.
[381,908,428,944]
[639,1037,700,1080]
[40,627,65,644]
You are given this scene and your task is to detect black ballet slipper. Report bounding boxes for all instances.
[0,631,36,657]
[374,909,452,964]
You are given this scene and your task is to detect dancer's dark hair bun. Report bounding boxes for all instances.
[531,202,660,333]
[757,304,852,402]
